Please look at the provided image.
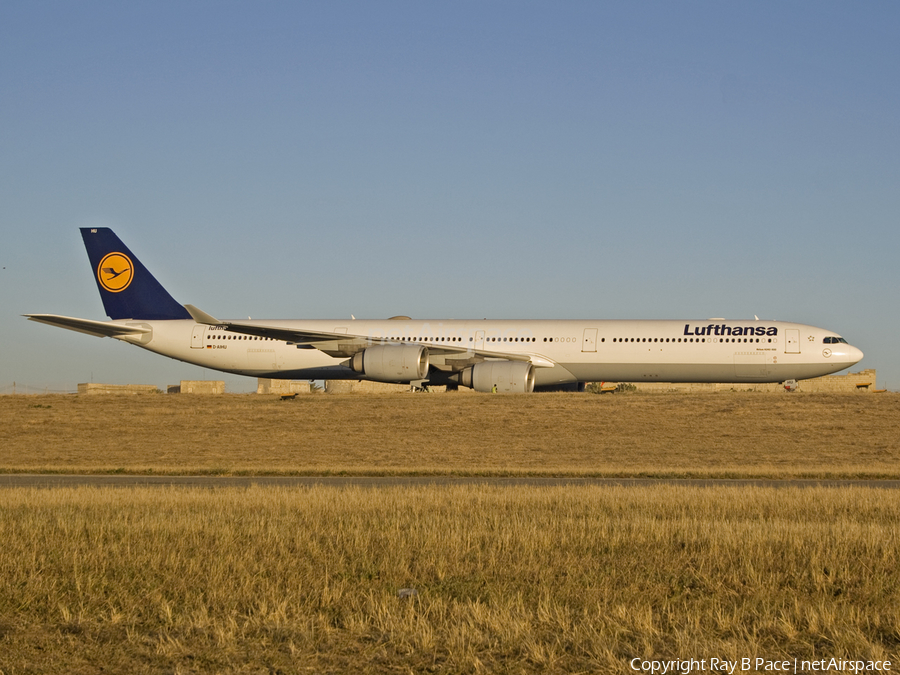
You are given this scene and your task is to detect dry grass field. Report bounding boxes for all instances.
[0,485,897,674]
[1,391,898,477]
[2,392,898,673]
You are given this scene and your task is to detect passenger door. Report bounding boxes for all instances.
[190,325,205,349]
[582,328,597,352]
[785,329,800,354]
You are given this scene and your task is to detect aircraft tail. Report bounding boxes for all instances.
[81,228,192,320]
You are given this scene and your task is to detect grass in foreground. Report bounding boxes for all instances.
[0,485,897,673]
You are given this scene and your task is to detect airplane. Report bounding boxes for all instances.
[26,228,864,392]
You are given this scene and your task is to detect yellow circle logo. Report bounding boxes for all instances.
[97,252,134,292]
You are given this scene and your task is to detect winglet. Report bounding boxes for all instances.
[184,304,222,325]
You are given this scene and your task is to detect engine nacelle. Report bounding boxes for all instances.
[460,360,535,393]
[349,345,429,383]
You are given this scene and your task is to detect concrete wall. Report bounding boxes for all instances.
[790,369,878,393]
[610,369,878,394]
[257,379,312,395]
[78,383,160,395]
[324,380,446,394]
[167,380,226,394]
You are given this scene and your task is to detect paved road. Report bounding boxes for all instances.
[1,474,898,489]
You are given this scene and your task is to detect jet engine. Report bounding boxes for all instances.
[460,361,535,393]
[349,344,429,383]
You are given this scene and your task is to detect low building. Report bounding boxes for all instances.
[167,380,225,394]
[257,379,312,395]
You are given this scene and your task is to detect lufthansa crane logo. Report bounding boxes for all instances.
[97,252,134,292]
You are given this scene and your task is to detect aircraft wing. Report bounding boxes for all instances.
[185,305,365,345]
[184,305,554,368]
[25,314,152,339]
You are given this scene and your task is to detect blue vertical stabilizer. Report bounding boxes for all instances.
[81,228,192,320]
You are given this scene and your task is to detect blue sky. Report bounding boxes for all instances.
[2,1,898,392]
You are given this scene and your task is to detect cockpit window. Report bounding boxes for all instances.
[824,336,848,344]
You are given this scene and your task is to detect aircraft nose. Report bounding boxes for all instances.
[848,345,864,364]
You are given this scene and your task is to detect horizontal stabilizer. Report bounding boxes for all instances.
[24,314,152,339]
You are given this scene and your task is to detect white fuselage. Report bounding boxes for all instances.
[116,318,863,387]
